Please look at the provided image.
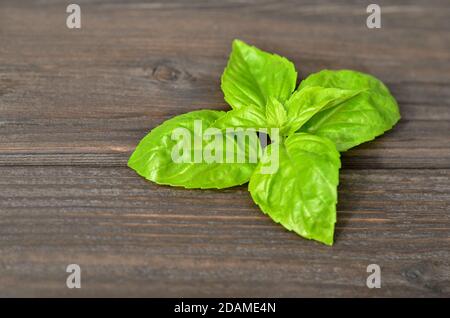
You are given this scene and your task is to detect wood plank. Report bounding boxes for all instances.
[0,166,448,297]
[1,0,449,168]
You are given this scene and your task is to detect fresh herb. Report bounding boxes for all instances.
[128,39,400,245]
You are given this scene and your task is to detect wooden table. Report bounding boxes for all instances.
[0,0,449,297]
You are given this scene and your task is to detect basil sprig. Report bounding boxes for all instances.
[128,39,400,245]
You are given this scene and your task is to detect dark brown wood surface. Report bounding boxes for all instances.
[0,0,449,297]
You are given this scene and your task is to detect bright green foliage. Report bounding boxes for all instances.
[249,133,340,245]
[128,40,400,245]
[221,39,297,110]
[298,70,400,151]
[128,110,258,189]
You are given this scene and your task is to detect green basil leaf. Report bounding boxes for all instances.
[298,70,401,151]
[266,97,288,129]
[284,86,361,136]
[128,110,259,189]
[221,39,297,110]
[212,97,289,132]
[210,104,266,130]
[248,133,341,245]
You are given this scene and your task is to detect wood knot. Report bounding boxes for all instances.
[152,64,181,82]
[404,268,422,280]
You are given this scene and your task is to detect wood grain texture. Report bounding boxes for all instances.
[0,167,449,297]
[0,0,449,297]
